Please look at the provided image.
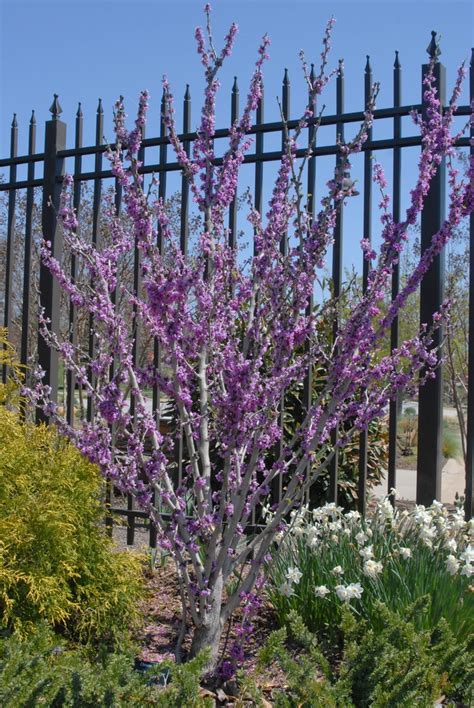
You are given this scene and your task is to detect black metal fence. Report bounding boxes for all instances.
[1,34,473,544]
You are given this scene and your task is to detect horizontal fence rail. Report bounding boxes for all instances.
[1,35,473,546]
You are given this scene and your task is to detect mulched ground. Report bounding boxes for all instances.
[133,561,297,704]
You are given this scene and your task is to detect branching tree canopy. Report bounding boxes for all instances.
[24,8,473,669]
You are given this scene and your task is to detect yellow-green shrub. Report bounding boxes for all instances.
[0,328,24,409]
[0,406,145,644]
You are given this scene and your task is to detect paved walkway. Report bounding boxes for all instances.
[372,457,466,505]
[401,401,461,421]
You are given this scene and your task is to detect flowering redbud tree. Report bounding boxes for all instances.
[30,7,473,668]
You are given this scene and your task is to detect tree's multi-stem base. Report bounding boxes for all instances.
[188,573,224,673]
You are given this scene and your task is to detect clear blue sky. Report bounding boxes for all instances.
[1,0,472,270]
[1,0,472,152]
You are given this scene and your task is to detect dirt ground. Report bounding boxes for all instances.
[133,562,299,704]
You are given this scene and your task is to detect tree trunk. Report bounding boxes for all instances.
[189,572,224,672]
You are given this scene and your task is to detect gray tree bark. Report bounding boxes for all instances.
[189,571,224,671]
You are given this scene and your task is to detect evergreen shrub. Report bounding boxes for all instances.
[0,406,144,644]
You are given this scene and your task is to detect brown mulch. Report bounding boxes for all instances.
[136,562,181,664]
[133,561,295,703]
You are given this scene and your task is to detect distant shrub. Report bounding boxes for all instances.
[398,407,461,460]
[442,419,461,459]
[398,414,418,455]
[0,404,145,644]
[404,406,417,417]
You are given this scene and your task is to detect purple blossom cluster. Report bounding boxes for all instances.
[26,6,473,666]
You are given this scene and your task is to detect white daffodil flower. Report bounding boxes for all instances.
[335,585,350,602]
[363,559,383,578]
[286,567,303,584]
[444,538,457,553]
[379,498,394,520]
[460,545,474,564]
[359,545,374,561]
[445,554,460,576]
[347,582,364,600]
[279,581,295,597]
[335,583,363,603]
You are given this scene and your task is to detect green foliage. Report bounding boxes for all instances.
[397,413,417,456]
[241,603,473,706]
[147,652,213,707]
[398,412,461,460]
[0,405,145,644]
[0,329,24,409]
[338,597,474,706]
[442,419,461,459]
[0,624,213,707]
[330,419,387,510]
[282,380,387,511]
[266,501,474,643]
[338,599,444,706]
[251,612,350,707]
[430,617,474,704]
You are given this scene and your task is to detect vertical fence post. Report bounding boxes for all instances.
[149,89,169,549]
[152,89,168,424]
[254,82,264,245]
[174,85,191,490]
[250,83,264,527]
[2,114,18,383]
[86,99,103,423]
[37,96,66,422]
[280,68,290,256]
[306,64,317,507]
[66,103,83,426]
[465,47,474,520]
[106,103,123,540]
[271,69,291,506]
[126,104,146,547]
[416,34,446,506]
[228,77,239,252]
[328,59,345,504]
[358,56,373,515]
[388,51,402,502]
[20,111,36,371]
